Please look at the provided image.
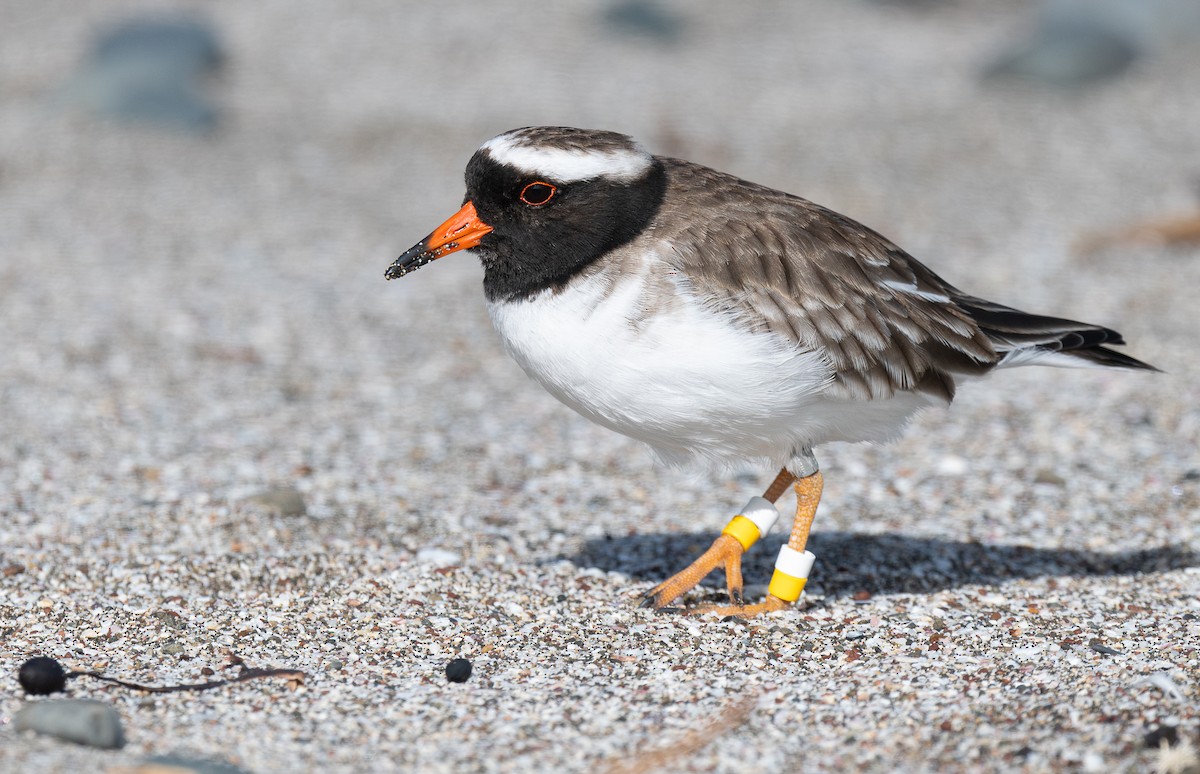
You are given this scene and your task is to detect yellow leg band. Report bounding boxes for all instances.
[767,569,807,602]
[721,515,761,551]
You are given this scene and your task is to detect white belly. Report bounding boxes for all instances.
[487,268,926,468]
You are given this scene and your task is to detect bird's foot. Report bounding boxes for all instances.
[639,494,789,614]
[640,533,746,610]
[640,538,817,619]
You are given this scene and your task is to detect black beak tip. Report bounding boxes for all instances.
[385,241,431,281]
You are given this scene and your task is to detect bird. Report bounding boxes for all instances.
[386,126,1156,617]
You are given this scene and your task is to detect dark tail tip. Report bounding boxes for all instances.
[1065,346,1161,373]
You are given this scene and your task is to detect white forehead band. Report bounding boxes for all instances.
[480,134,653,184]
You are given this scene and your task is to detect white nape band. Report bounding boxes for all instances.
[775,545,816,579]
[481,135,652,184]
[739,496,779,536]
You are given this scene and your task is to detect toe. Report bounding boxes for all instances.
[723,552,745,606]
[637,534,745,610]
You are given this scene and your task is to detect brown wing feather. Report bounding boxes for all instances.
[655,158,998,402]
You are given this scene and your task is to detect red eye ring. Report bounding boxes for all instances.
[519,181,557,206]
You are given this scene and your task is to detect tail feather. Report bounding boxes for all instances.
[953,295,1159,372]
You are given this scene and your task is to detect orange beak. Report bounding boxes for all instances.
[385,201,494,280]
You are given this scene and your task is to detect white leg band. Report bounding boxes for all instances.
[739,496,779,536]
[774,545,816,579]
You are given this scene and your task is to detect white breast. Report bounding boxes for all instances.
[486,260,860,467]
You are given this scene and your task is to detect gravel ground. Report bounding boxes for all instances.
[2,1,1198,772]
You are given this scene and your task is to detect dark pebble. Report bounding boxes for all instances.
[445,658,472,683]
[1144,724,1180,749]
[19,656,67,695]
[1089,640,1122,655]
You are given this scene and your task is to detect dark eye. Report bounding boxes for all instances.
[519,181,557,206]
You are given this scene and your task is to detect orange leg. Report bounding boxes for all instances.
[640,462,826,617]
[639,533,749,611]
[686,471,823,617]
[640,468,795,610]
[786,469,823,553]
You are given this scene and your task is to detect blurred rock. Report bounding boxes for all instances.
[1033,468,1067,486]
[245,487,307,516]
[986,0,1200,88]
[601,0,684,43]
[58,14,223,133]
[865,0,953,7]
[14,699,125,749]
[985,13,1138,87]
[135,754,252,774]
[93,17,222,73]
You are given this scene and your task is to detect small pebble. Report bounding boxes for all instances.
[245,487,307,516]
[445,658,472,683]
[936,455,969,476]
[14,699,125,749]
[416,547,462,566]
[18,656,67,696]
[1033,468,1067,486]
[1081,751,1106,773]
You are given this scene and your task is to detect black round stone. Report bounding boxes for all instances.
[18,656,67,695]
[445,658,472,683]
